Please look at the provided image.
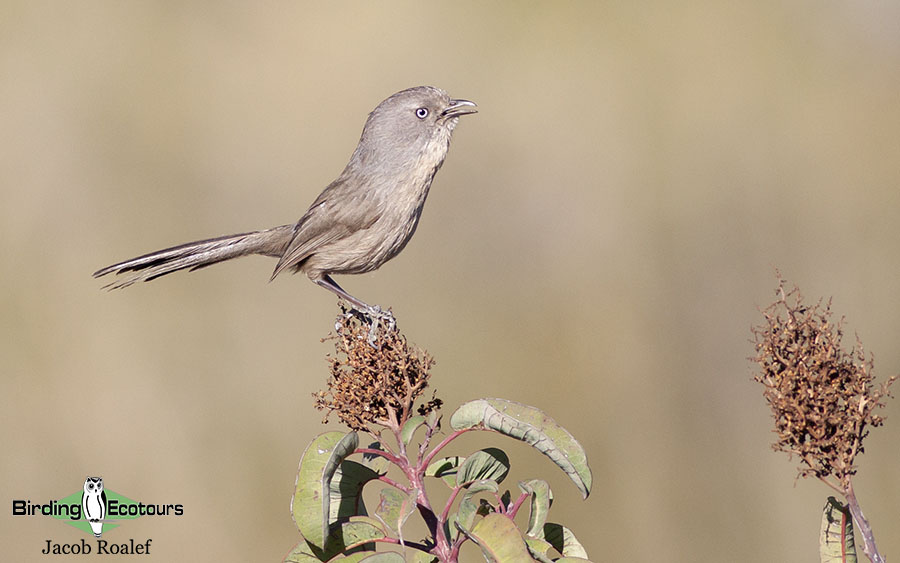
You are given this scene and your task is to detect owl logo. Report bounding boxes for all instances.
[82,477,107,538]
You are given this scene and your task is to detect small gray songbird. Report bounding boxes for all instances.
[94,86,477,319]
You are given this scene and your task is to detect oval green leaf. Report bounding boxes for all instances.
[327,552,376,562]
[538,523,589,559]
[404,548,439,563]
[425,455,464,488]
[357,553,406,563]
[321,432,361,539]
[449,399,592,498]
[518,479,552,537]
[282,541,320,563]
[400,415,426,446]
[326,520,384,554]
[524,537,553,562]
[292,431,378,556]
[456,448,510,488]
[374,487,418,537]
[452,479,501,542]
[820,496,857,563]
[462,513,532,562]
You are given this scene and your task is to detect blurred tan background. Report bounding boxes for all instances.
[3,2,900,561]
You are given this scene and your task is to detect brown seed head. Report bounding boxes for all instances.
[752,278,895,487]
[314,309,441,431]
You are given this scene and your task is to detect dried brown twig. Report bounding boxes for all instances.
[752,277,895,563]
[313,307,441,431]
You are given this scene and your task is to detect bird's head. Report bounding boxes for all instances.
[351,86,477,173]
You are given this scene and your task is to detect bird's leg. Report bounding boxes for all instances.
[316,275,395,343]
[316,275,373,311]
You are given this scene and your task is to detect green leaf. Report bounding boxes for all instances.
[425,456,464,488]
[518,479,552,537]
[460,513,532,562]
[326,550,436,563]
[292,432,378,556]
[356,553,406,563]
[283,541,320,563]
[465,479,501,496]
[326,552,374,562]
[374,487,418,538]
[456,448,510,487]
[538,523,588,559]
[820,497,857,563]
[330,540,427,563]
[347,515,387,532]
[292,432,346,548]
[292,519,386,562]
[523,537,553,562]
[400,415,426,446]
[325,520,384,554]
[425,410,441,432]
[451,479,500,542]
[450,399,592,498]
[451,480,498,542]
[321,433,361,539]
[404,548,439,563]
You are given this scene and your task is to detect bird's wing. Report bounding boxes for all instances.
[271,179,381,279]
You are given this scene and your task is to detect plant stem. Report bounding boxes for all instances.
[844,480,884,563]
[373,536,432,552]
[355,447,406,468]
[385,406,406,458]
[815,474,845,496]
[407,466,451,561]
[439,486,464,523]
[422,429,472,468]
[377,474,410,493]
[417,413,440,465]
[507,491,530,518]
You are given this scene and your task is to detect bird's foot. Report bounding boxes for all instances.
[362,305,395,346]
[336,302,395,346]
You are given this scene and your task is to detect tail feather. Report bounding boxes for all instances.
[94,226,293,289]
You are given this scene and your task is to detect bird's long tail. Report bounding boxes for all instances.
[93,225,294,289]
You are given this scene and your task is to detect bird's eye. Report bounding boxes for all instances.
[415,107,429,119]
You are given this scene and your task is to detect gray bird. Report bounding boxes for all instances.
[94,86,476,320]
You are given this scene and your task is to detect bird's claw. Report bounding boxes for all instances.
[363,305,395,346]
[336,302,395,346]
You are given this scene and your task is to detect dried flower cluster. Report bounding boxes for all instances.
[752,280,895,488]
[313,309,441,431]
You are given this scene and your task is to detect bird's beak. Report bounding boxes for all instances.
[442,99,478,118]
